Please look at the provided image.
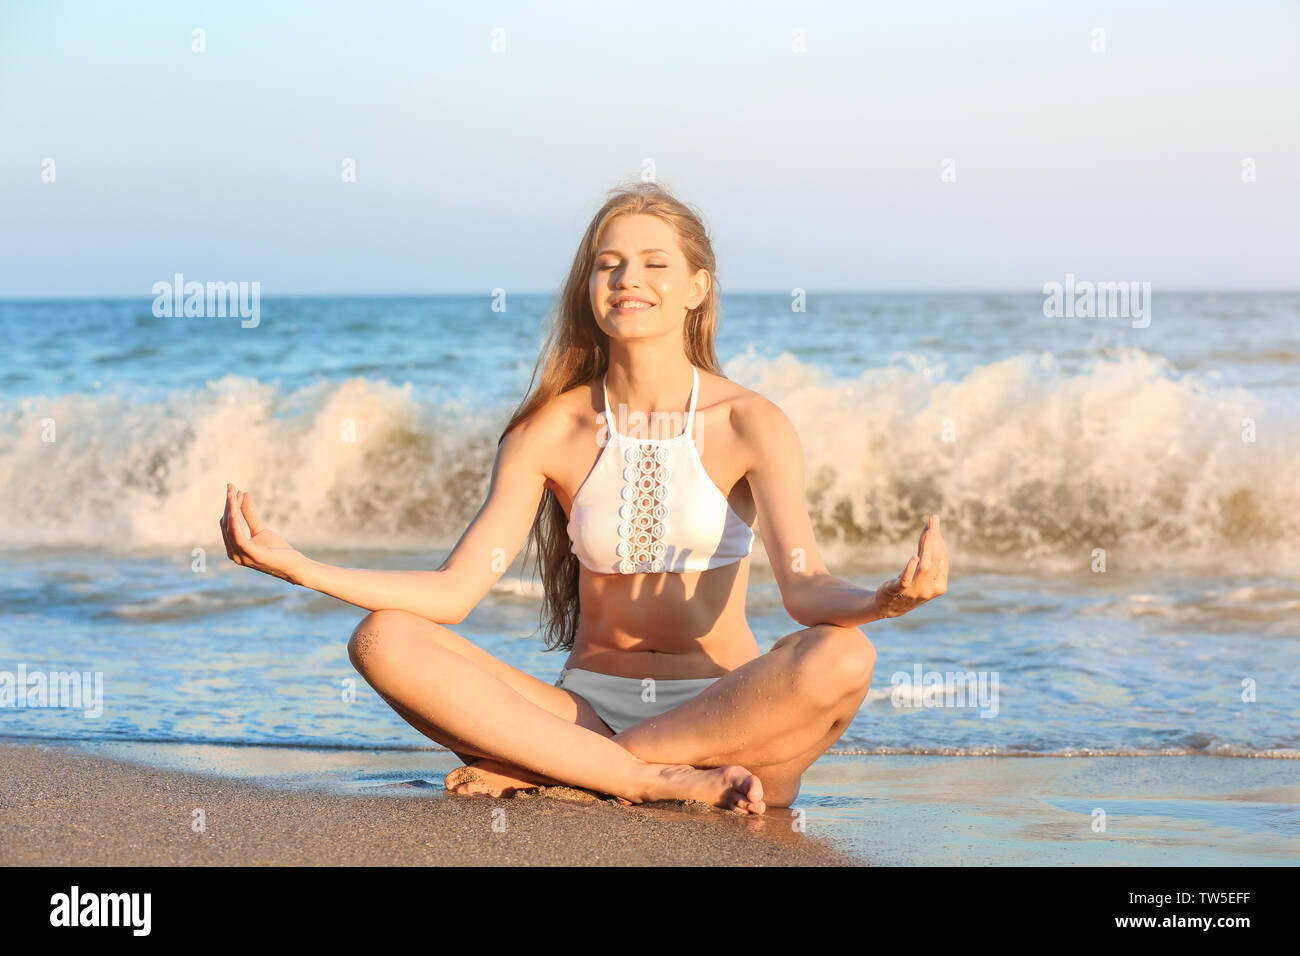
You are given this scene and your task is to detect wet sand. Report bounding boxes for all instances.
[4,741,1296,866]
[0,743,848,866]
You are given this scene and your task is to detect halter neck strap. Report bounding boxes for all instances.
[602,366,698,442]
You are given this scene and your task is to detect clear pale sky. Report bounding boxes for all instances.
[1,0,1297,296]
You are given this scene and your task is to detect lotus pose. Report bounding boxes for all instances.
[219,182,948,814]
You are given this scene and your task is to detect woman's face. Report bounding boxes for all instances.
[589,213,710,342]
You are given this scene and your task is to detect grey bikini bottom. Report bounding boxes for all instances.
[554,666,720,734]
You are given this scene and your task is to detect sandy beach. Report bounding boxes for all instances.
[0,743,848,866]
[3,741,1296,866]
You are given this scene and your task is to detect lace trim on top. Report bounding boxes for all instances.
[602,368,697,574]
[615,442,670,573]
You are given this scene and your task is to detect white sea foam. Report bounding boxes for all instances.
[3,350,1298,573]
[724,346,1300,574]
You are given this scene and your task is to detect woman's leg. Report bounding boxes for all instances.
[347,609,766,812]
[612,624,878,807]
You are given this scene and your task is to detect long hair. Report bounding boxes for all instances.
[501,180,725,651]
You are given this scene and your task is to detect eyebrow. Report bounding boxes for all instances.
[596,247,671,257]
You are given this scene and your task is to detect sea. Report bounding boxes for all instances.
[3,291,1299,770]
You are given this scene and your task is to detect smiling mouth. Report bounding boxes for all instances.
[610,299,654,311]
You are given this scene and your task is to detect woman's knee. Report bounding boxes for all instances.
[348,609,422,672]
[791,625,876,704]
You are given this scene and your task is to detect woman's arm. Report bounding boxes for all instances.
[219,411,552,625]
[740,396,948,628]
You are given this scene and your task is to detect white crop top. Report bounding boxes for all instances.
[566,366,755,574]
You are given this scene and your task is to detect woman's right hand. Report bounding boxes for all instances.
[219,483,301,584]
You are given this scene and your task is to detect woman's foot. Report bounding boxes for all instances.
[444,758,763,813]
[444,759,547,797]
[444,758,637,805]
[649,764,766,815]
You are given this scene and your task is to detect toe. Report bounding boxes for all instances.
[444,766,479,793]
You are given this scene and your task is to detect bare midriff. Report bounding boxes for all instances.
[564,558,762,680]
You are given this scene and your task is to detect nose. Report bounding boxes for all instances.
[611,262,647,289]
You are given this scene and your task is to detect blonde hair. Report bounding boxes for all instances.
[500,181,725,650]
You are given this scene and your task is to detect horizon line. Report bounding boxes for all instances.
[2,286,1297,303]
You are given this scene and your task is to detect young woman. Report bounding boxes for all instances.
[219,182,948,815]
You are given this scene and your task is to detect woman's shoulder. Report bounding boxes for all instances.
[505,376,600,443]
[697,368,789,435]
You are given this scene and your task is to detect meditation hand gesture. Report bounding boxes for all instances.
[219,483,300,583]
[874,514,948,619]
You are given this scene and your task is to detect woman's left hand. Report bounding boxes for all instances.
[874,514,948,618]
[219,484,301,583]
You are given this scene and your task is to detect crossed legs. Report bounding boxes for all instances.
[347,610,875,810]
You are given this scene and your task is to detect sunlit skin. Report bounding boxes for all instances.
[219,212,949,814]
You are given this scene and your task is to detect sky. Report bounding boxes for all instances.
[1,0,1297,296]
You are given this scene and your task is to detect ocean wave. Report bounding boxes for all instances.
[1,375,500,552]
[3,349,1299,572]
[728,346,1300,573]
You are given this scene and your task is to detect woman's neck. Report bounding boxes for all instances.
[604,344,695,416]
